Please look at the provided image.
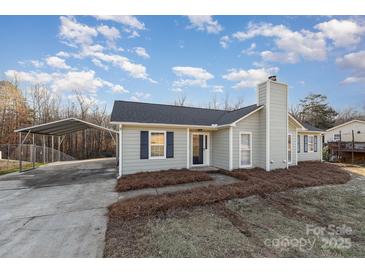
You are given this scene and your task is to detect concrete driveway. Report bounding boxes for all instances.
[0,158,118,257]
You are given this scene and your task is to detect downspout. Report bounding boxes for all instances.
[118,125,123,177]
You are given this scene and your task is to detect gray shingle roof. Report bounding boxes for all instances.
[111,100,262,126]
[302,122,323,132]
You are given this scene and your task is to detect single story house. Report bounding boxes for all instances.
[111,77,323,176]
[324,119,365,143]
[324,119,365,163]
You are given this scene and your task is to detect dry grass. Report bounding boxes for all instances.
[336,163,365,177]
[109,161,351,220]
[0,159,40,175]
[115,169,212,192]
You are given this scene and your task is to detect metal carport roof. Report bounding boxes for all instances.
[15,118,118,136]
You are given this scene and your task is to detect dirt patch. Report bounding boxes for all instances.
[109,162,350,220]
[115,169,212,192]
[337,163,365,177]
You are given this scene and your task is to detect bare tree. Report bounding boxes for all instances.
[174,94,187,106]
[336,106,365,125]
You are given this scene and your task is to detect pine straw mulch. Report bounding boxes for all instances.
[115,169,212,192]
[109,161,351,221]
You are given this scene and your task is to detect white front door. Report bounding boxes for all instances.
[192,133,209,166]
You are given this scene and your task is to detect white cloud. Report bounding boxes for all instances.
[58,17,154,82]
[134,47,150,59]
[30,60,44,68]
[111,84,129,93]
[260,50,298,64]
[56,51,70,58]
[341,76,365,84]
[315,19,365,47]
[97,25,120,41]
[212,85,224,93]
[187,16,223,34]
[4,69,123,95]
[172,66,214,89]
[336,50,365,84]
[219,35,231,48]
[46,56,71,69]
[59,16,98,47]
[91,58,108,70]
[50,70,104,94]
[94,15,145,30]
[232,22,327,63]
[79,44,156,82]
[4,70,53,84]
[241,43,257,56]
[130,91,151,102]
[336,50,365,70]
[222,67,279,89]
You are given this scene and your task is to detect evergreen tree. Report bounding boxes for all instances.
[298,93,337,130]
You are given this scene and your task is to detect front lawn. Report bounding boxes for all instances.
[104,163,363,257]
[115,169,212,192]
[0,160,42,176]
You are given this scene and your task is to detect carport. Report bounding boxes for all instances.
[15,118,118,172]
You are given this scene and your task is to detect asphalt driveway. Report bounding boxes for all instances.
[0,158,118,257]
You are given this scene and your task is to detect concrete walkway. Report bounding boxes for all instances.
[118,173,239,200]
[0,158,118,258]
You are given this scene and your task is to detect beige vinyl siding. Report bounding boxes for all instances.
[232,110,265,169]
[297,133,322,162]
[121,126,187,175]
[324,121,365,142]
[269,82,288,169]
[211,128,230,170]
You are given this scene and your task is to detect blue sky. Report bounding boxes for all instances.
[0,15,364,112]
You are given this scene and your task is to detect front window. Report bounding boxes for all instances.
[308,135,314,152]
[240,132,252,167]
[334,133,341,141]
[150,131,165,158]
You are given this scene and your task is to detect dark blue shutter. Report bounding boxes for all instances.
[166,132,174,158]
[297,135,300,153]
[140,131,149,159]
[314,136,318,152]
[304,135,308,153]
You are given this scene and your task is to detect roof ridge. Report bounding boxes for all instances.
[114,100,231,112]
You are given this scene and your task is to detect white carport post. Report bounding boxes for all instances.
[51,136,54,162]
[19,132,22,172]
[118,125,123,177]
[32,134,35,169]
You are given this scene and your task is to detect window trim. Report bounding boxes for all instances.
[239,131,253,168]
[288,133,292,164]
[308,135,314,153]
[149,130,166,159]
[333,133,341,141]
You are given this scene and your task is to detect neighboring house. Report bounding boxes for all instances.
[324,119,365,163]
[111,78,323,176]
[324,120,365,143]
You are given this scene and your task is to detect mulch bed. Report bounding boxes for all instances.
[109,162,351,220]
[115,169,212,192]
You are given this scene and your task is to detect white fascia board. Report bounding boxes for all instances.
[325,119,365,132]
[288,113,306,130]
[230,105,264,126]
[110,121,219,130]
